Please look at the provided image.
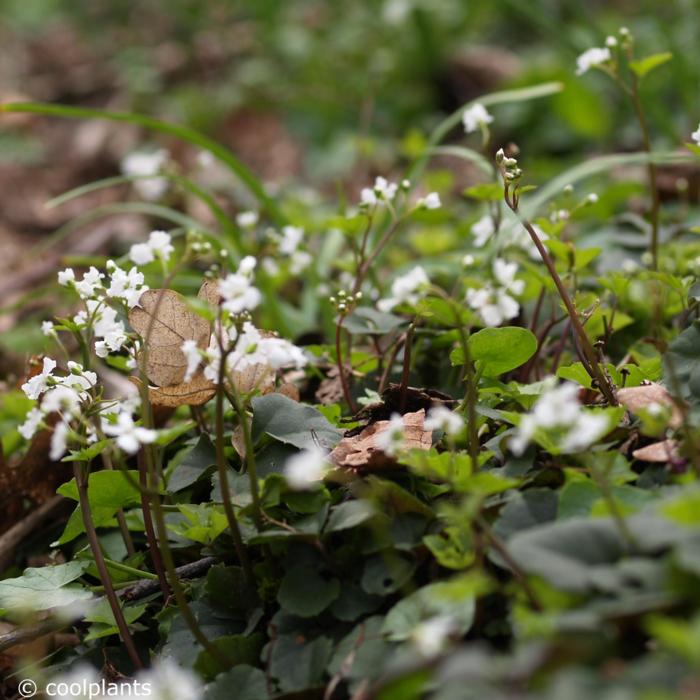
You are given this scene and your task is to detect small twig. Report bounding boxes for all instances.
[335,314,357,414]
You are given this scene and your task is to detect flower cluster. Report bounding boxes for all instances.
[377,266,430,312]
[360,176,407,208]
[466,259,524,327]
[510,381,611,455]
[129,230,175,265]
[121,148,170,200]
[218,255,262,314]
[575,46,612,75]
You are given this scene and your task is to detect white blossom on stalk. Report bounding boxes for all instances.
[466,259,524,327]
[107,264,149,308]
[425,406,464,436]
[692,124,700,146]
[279,226,304,255]
[462,103,493,134]
[50,420,70,461]
[19,407,44,440]
[219,272,262,315]
[284,445,329,490]
[236,210,259,228]
[136,658,203,700]
[90,303,128,357]
[129,231,174,266]
[57,268,76,287]
[42,385,82,416]
[121,149,169,200]
[181,339,201,381]
[377,266,430,312]
[471,215,495,247]
[360,176,399,207]
[103,412,157,454]
[42,320,55,336]
[21,357,57,400]
[74,267,105,300]
[375,413,407,456]
[575,47,611,75]
[510,381,610,455]
[412,615,456,658]
[417,192,441,209]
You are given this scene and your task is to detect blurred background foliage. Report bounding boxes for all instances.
[3,0,699,180]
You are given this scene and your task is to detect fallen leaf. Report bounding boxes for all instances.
[129,289,211,386]
[617,383,683,428]
[147,372,217,407]
[632,439,680,463]
[232,363,275,396]
[197,278,222,306]
[329,410,432,471]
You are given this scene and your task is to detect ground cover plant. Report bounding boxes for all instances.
[2,11,700,700]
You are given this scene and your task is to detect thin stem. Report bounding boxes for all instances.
[335,315,357,414]
[137,449,170,599]
[352,218,402,295]
[103,558,158,581]
[505,197,618,406]
[73,463,143,670]
[214,363,256,591]
[398,323,415,412]
[629,75,661,271]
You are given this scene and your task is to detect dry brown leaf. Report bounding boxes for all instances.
[232,363,275,396]
[197,278,222,306]
[129,289,211,386]
[278,382,300,402]
[632,439,680,463]
[617,383,683,429]
[329,410,432,471]
[146,372,217,407]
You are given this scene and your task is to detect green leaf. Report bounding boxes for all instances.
[629,52,673,78]
[56,471,142,544]
[204,666,268,700]
[361,555,416,595]
[170,504,229,545]
[664,321,700,402]
[463,182,504,201]
[343,308,406,335]
[168,435,217,492]
[252,393,342,450]
[451,327,537,377]
[277,565,340,617]
[270,634,333,693]
[325,500,379,533]
[84,598,147,641]
[0,561,92,613]
[194,633,264,680]
[205,565,257,616]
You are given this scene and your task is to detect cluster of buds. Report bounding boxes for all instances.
[496,147,525,208]
[329,289,362,315]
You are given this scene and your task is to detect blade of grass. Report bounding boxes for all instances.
[0,101,284,225]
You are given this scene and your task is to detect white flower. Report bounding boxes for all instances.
[236,210,259,228]
[181,339,201,381]
[692,124,700,146]
[576,47,611,75]
[107,265,148,308]
[560,412,610,452]
[412,615,455,657]
[129,231,175,266]
[238,255,258,276]
[360,187,378,206]
[425,406,464,436]
[219,273,262,315]
[91,303,128,357]
[103,412,157,454]
[42,320,55,336]
[605,35,618,47]
[57,268,75,286]
[121,149,169,200]
[375,413,406,456]
[280,226,304,255]
[471,215,495,247]
[284,445,329,489]
[586,193,599,204]
[262,256,280,276]
[61,362,97,397]
[374,176,398,201]
[135,658,203,700]
[377,266,429,312]
[50,420,70,461]
[75,267,105,300]
[466,259,523,327]
[462,254,475,267]
[462,103,493,134]
[21,357,57,399]
[290,250,312,275]
[43,385,82,416]
[510,381,611,455]
[48,663,102,700]
[417,192,441,209]
[19,407,44,440]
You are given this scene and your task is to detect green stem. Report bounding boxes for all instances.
[103,558,158,581]
[73,463,144,670]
